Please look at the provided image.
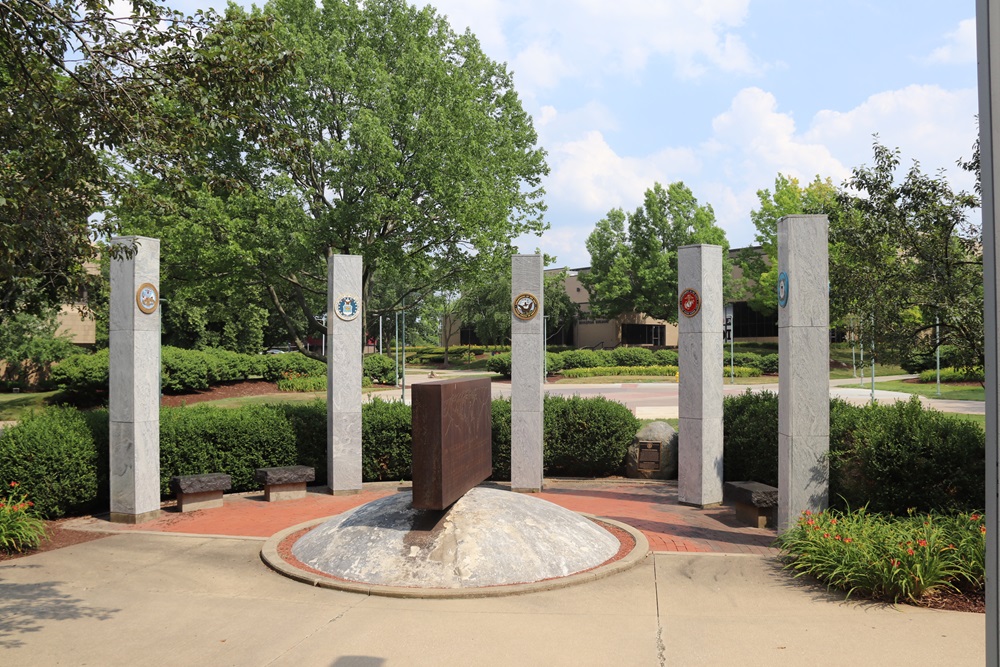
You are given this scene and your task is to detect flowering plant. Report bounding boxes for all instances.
[775,506,985,602]
[0,481,47,553]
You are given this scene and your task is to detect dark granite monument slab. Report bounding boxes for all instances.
[411,377,492,510]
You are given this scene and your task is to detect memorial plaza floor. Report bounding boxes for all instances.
[1,479,986,665]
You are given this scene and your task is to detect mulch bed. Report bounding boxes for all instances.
[159,379,282,407]
[0,518,110,562]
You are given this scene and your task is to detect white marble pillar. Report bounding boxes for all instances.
[511,254,544,492]
[109,236,161,524]
[327,255,363,495]
[777,215,830,532]
[677,244,724,507]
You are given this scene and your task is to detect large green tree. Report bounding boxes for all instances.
[581,182,730,323]
[832,139,982,369]
[738,174,839,315]
[116,0,548,359]
[0,0,290,323]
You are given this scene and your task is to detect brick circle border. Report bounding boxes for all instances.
[261,513,649,599]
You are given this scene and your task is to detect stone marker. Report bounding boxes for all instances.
[777,215,830,531]
[327,255,362,495]
[677,244,724,507]
[411,377,492,510]
[626,421,678,479]
[109,236,161,524]
[511,254,544,492]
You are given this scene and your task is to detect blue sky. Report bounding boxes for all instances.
[161,0,980,269]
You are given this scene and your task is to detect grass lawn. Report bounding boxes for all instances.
[0,391,58,420]
[874,379,985,402]
[946,413,986,428]
[188,385,398,409]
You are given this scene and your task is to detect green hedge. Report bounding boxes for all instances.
[261,352,327,382]
[610,347,657,367]
[49,348,110,402]
[159,405,298,494]
[544,395,638,476]
[722,391,985,514]
[491,398,512,480]
[486,352,512,377]
[0,407,99,517]
[361,398,413,481]
[561,365,678,379]
[917,367,985,383]
[363,353,397,384]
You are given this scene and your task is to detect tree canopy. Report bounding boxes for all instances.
[114,0,548,358]
[738,174,839,315]
[581,182,730,323]
[0,0,291,324]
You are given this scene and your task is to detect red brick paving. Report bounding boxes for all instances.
[84,480,778,555]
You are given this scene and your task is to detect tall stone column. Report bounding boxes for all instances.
[511,254,544,492]
[327,255,362,495]
[677,244,724,507]
[109,236,161,524]
[777,215,830,532]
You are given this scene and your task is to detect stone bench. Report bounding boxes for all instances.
[170,473,232,512]
[255,465,315,502]
[724,481,778,529]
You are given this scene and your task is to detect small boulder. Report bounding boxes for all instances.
[626,421,678,479]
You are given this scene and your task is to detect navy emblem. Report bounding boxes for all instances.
[512,292,539,320]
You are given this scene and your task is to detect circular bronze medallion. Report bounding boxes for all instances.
[335,295,360,321]
[136,283,159,314]
[679,288,701,318]
[512,292,539,320]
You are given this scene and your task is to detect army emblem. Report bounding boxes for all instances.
[136,283,159,314]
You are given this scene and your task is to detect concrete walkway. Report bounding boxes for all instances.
[0,481,985,666]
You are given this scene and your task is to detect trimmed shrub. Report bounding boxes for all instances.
[363,353,397,384]
[361,398,412,481]
[722,390,779,486]
[201,348,255,383]
[490,398,512,480]
[560,349,606,370]
[262,352,326,381]
[0,407,99,517]
[277,375,327,392]
[545,352,565,375]
[561,365,678,379]
[273,400,327,485]
[917,367,985,383]
[757,353,780,375]
[723,392,985,514]
[50,348,110,402]
[829,397,984,514]
[159,405,297,494]
[161,346,209,393]
[486,352,512,378]
[544,395,638,476]
[611,346,657,367]
[653,349,679,366]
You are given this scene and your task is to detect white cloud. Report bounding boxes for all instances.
[428,0,760,95]
[546,130,700,214]
[926,18,976,65]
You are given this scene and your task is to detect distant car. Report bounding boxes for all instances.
[265,345,293,354]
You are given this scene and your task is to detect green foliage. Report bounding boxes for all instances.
[277,374,327,392]
[738,174,839,315]
[722,390,779,486]
[272,400,327,485]
[776,508,985,602]
[561,365,678,379]
[363,354,397,384]
[543,395,638,476]
[560,349,607,369]
[0,407,98,517]
[490,398,512,480]
[653,349,679,366]
[610,346,657,367]
[361,399,412,482]
[159,405,297,494]
[545,352,565,375]
[917,367,985,383]
[581,181,731,322]
[0,482,47,553]
[161,346,210,393]
[0,310,82,390]
[722,392,985,514]
[262,352,327,381]
[50,348,110,402]
[486,352,513,378]
[829,397,984,514]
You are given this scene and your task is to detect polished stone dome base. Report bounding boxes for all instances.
[262,486,648,598]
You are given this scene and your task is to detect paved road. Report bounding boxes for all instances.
[387,371,985,418]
